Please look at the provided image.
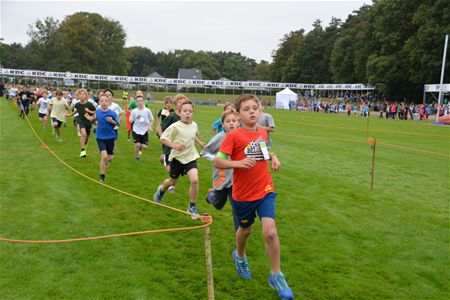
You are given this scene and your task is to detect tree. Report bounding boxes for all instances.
[26,17,60,70]
[54,12,128,74]
[270,30,304,82]
[253,60,271,81]
[183,51,220,79]
[126,46,158,76]
[156,49,193,78]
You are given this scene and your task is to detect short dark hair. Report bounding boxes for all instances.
[104,89,114,96]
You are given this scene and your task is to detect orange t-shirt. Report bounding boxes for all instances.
[124,104,131,130]
[219,128,274,202]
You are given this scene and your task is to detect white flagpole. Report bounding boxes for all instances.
[436,34,448,123]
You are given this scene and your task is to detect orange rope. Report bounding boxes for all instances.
[0,102,213,243]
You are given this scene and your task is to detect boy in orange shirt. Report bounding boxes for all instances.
[214,94,293,300]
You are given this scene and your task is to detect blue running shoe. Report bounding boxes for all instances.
[268,272,294,300]
[187,205,200,220]
[232,250,252,279]
[153,185,164,203]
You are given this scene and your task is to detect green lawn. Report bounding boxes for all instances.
[0,97,448,299]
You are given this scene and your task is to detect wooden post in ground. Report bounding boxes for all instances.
[369,138,377,191]
[203,213,214,300]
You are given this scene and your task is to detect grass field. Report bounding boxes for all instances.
[0,97,448,299]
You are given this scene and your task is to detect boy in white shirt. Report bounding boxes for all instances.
[36,90,50,130]
[129,95,154,163]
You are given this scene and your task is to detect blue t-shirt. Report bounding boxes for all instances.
[95,109,120,140]
[212,118,223,134]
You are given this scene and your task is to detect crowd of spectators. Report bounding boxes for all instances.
[287,92,449,121]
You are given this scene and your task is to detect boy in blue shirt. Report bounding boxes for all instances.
[95,94,120,182]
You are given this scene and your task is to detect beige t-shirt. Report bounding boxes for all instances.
[161,121,199,164]
[49,97,68,121]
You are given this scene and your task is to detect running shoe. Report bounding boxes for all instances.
[232,250,252,279]
[268,272,294,300]
[187,204,200,220]
[168,186,176,193]
[153,185,164,203]
[80,150,87,158]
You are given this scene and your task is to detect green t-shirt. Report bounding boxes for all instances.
[128,100,149,110]
[161,112,181,154]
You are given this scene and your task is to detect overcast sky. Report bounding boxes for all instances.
[1,0,370,62]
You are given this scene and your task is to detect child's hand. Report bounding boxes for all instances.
[173,144,185,151]
[238,157,256,169]
[270,155,281,171]
[106,116,114,123]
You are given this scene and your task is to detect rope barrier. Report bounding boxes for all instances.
[1,101,213,243]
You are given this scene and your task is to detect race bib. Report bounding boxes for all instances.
[138,115,145,122]
[161,109,170,117]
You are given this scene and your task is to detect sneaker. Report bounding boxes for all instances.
[77,132,81,137]
[268,273,294,300]
[139,150,142,156]
[187,205,200,220]
[80,150,87,158]
[136,157,141,163]
[168,186,176,193]
[232,250,252,279]
[153,185,164,203]
[99,175,105,183]
[56,137,63,143]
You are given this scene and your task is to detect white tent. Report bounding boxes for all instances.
[276,88,298,109]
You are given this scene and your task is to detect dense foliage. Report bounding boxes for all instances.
[1,1,449,99]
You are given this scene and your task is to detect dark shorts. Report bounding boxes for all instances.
[132,131,148,144]
[38,112,47,118]
[79,123,92,135]
[169,159,197,179]
[207,187,232,210]
[97,138,115,155]
[51,117,63,128]
[231,192,277,228]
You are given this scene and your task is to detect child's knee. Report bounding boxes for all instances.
[189,176,199,185]
[263,227,278,242]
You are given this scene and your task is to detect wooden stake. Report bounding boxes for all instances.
[203,213,214,300]
[370,139,377,190]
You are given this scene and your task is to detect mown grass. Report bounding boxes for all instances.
[0,97,448,299]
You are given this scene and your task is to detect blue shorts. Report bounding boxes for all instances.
[231,192,276,228]
[97,138,115,155]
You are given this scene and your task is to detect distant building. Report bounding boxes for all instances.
[178,68,203,80]
[147,71,164,78]
[177,68,203,91]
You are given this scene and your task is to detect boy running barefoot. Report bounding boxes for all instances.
[214,94,294,300]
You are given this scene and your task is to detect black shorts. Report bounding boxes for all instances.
[132,132,148,145]
[79,123,92,135]
[38,112,47,118]
[97,138,115,155]
[169,159,197,179]
[51,117,63,128]
[207,187,232,210]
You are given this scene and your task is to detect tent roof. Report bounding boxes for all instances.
[276,88,297,95]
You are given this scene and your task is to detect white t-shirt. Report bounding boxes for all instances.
[130,107,154,135]
[37,97,50,114]
[161,121,200,164]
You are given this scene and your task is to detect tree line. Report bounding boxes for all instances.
[1,0,449,100]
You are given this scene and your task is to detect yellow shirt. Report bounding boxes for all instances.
[161,121,199,164]
[49,97,68,121]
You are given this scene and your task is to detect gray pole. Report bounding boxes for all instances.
[436,34,448,123]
